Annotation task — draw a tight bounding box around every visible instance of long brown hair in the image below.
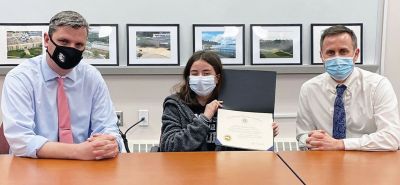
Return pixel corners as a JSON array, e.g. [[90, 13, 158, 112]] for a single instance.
[[175, 50, 223, 106]]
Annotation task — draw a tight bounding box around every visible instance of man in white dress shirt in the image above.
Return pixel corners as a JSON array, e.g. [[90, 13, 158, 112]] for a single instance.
[[296, 25, 400, 151]]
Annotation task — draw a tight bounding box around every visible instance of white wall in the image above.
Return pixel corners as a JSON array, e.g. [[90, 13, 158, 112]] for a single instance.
[[104, 73, 314, 140], [0, 0, 391, 141], [383, 0, 400, 111], [0, 0, 382, 66]]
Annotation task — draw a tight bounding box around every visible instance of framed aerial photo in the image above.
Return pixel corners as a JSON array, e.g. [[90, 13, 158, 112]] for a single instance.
[[83, 24, 119, 66], [127, 24, 180, 66], [193, 24, 244, 65], [0, 23, 48, 66], [311, 23, 363, 65], [250, 24, 302, 65]]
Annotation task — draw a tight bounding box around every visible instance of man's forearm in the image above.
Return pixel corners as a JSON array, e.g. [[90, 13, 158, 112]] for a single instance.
[[37, 142, 80, 160]]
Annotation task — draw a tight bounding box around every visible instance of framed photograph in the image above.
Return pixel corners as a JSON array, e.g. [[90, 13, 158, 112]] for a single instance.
[[250, 24, 302, 65], [0, 23, 48, 66], [83, 24, 119, 66], [193, 24, 244, 65], [127, 24, 180, 66], [311, 23, 363, 65]]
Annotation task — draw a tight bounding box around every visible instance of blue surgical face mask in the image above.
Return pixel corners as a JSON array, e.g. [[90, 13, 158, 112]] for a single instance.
[[323, 56, 355, 81], [189, 75, 216, 96]]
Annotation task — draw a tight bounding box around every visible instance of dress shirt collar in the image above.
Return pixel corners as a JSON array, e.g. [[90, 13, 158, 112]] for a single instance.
[[41, 55, 77, 82], [325, 67, 360, 96]]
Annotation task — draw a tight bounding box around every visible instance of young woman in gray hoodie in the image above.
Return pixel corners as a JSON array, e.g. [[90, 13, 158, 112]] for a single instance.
[[159, 50, 278, 152]]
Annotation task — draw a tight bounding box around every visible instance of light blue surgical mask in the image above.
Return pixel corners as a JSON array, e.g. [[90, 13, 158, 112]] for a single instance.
[[323, 56, 354, 81], [189, 75, 216, 96]]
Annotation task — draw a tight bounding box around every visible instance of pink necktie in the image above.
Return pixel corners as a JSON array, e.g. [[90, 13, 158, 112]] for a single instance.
[[57, 77, 73, 143]]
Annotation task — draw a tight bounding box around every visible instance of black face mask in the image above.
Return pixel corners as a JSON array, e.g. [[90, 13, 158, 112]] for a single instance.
[[46, 36, 83, 69]]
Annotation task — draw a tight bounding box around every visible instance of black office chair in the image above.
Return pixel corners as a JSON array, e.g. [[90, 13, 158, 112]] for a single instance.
[[220, 69, 276, 114], [0, 123, 10, 154], [150, 146, 159, 152]]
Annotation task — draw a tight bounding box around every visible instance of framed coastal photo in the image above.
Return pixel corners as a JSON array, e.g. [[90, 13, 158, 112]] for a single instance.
[[193, 24, 244, 65], [250, 24, 302, 65], [127, 24, 180, 66], [311, 23, 363, 65], [0, 23, 48, 66], [83, 24, 119, 66]]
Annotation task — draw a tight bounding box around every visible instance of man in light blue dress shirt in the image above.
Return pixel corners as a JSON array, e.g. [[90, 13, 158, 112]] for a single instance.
[[1, 11, 123, 160]]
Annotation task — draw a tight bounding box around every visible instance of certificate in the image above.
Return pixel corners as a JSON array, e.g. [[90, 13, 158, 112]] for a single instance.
[[216, 109, 274, 150]]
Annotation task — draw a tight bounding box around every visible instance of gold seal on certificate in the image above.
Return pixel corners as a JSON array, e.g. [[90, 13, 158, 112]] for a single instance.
[[216, 109, 274, 150], [224, 135, 232, 141]]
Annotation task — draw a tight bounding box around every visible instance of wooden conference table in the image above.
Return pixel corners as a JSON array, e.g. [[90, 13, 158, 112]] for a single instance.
[[0, 151, 301, 185], [278, 151, 400, 185], [2, 151, 398, 185]]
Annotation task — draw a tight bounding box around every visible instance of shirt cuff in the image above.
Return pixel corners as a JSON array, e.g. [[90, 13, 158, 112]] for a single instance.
[[116, 137, 124, 152], [27, 136, 48, 158], [298, 134, 308, 149], [199, 114, 211, 123], [343, 138, 361, 150]]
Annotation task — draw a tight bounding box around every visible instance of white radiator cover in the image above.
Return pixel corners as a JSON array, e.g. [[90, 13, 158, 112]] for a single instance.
[[126, 138, 298, 153]]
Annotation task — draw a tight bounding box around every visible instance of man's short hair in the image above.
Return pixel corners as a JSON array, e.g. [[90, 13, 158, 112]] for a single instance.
[[320, 25, 357, 50], [48, 11, 89, 37]]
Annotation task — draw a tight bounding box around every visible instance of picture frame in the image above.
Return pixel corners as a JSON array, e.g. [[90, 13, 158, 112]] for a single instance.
[[250, 24, 302, 65], [311, 23, 363, 65], [127, 24, 180, 66], [0, 23, 48, 66], [84, 24, 119, 66], [193, 24, 245, 65]]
